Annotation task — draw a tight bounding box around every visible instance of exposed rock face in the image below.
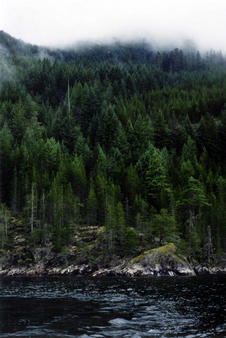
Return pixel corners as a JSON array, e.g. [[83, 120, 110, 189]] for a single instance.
[[123, 243, 196, 276], [0, 263, 95, 277], [0, 243, 225, 277], [94, 243, 196, 277], [194, 264, 226, 275]]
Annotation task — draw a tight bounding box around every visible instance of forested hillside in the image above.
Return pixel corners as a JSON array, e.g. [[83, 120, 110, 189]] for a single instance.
[[0, 32, 225, 266]]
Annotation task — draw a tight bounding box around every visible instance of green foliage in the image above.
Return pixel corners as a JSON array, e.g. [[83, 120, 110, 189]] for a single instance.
[[0, 36, 225, 261], [0, 203, 11, 247], [122, 227, 139, 254], [86, 180, 98, 225], [151, 209, 178, 245], [145, 145, 171, 208]]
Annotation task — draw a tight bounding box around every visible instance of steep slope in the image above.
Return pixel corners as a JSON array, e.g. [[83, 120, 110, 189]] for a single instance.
[[0, 31, 225, 275]]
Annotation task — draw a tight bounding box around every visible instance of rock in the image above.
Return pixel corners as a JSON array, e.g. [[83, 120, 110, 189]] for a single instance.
[[91, 244, 196, 277], [194, 262, 226, 275], [0, 242, 225, 277], [194, 265, 209, 275], [209, 266, 226, 274], [122, 243, 196, 277]]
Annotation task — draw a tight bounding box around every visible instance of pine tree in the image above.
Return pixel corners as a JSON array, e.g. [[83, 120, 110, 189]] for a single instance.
[[151, 209, 178, 245], [145, 145, 171, 209], [86, 179, 98, 226]]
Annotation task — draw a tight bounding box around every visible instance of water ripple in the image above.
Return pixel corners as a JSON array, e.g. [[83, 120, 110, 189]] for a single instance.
[[0, 275, 225, 337]]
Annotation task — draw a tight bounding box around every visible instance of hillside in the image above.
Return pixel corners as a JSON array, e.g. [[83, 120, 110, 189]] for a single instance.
[[0, 32, 226, 273]]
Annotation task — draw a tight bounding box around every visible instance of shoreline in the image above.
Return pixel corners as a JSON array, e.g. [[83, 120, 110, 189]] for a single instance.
[[1, 243, 225, 278], [0, 262, 225, 278]]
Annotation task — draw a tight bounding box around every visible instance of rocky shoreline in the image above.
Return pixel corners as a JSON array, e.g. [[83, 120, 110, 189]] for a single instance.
[[0, 262, 225, 278], [0, 243, 225, 278]]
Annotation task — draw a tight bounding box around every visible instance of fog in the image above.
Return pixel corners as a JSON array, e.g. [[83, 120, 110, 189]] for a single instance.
[[1, 0, 226, 51]]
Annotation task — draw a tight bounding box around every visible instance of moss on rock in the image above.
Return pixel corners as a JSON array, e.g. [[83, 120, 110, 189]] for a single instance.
[[126, 243, 195, 276], [132, 243, 178, 263]]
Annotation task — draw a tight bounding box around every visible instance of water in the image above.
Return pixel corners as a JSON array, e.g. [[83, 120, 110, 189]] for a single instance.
[[0, 275, 225, 337]]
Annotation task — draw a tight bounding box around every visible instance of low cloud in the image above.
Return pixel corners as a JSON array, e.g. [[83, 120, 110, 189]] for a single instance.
[[1, 0, 226, 51], [0, 44, 15, 83]]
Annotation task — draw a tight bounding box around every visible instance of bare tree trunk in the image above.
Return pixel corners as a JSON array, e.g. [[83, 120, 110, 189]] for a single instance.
[[30, 183, 34, 233], [189, 209, 195, 232], [207, 225, 213, 265], [12, 168, 17, 213], [41, 192, 45, 227]]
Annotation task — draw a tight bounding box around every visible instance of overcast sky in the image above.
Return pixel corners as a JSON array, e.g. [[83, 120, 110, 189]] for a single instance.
[[1, 0, 226, 51]]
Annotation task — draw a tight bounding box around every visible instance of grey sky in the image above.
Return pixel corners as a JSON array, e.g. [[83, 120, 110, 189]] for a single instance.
[[1, 0, 226, 51]]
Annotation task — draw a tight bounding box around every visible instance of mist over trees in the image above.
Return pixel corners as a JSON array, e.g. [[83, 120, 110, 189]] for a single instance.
[[0, 31, 225, 264]]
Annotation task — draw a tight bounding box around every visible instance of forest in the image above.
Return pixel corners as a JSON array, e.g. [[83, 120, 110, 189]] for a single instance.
[[0, 31, 225, 266]]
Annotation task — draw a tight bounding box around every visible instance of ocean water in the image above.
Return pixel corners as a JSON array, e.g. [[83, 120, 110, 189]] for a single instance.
[[0, 275, 225, 337]]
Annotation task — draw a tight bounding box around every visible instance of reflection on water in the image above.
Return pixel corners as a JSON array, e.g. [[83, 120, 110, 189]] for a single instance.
[[0, 275, 225, 337]]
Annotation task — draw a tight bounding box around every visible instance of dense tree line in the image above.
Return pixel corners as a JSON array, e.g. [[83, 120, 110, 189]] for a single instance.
[[0, 34, 225, 263]]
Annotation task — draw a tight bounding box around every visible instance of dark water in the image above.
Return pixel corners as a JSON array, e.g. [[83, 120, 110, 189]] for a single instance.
[[0, 275, 225, 337]]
